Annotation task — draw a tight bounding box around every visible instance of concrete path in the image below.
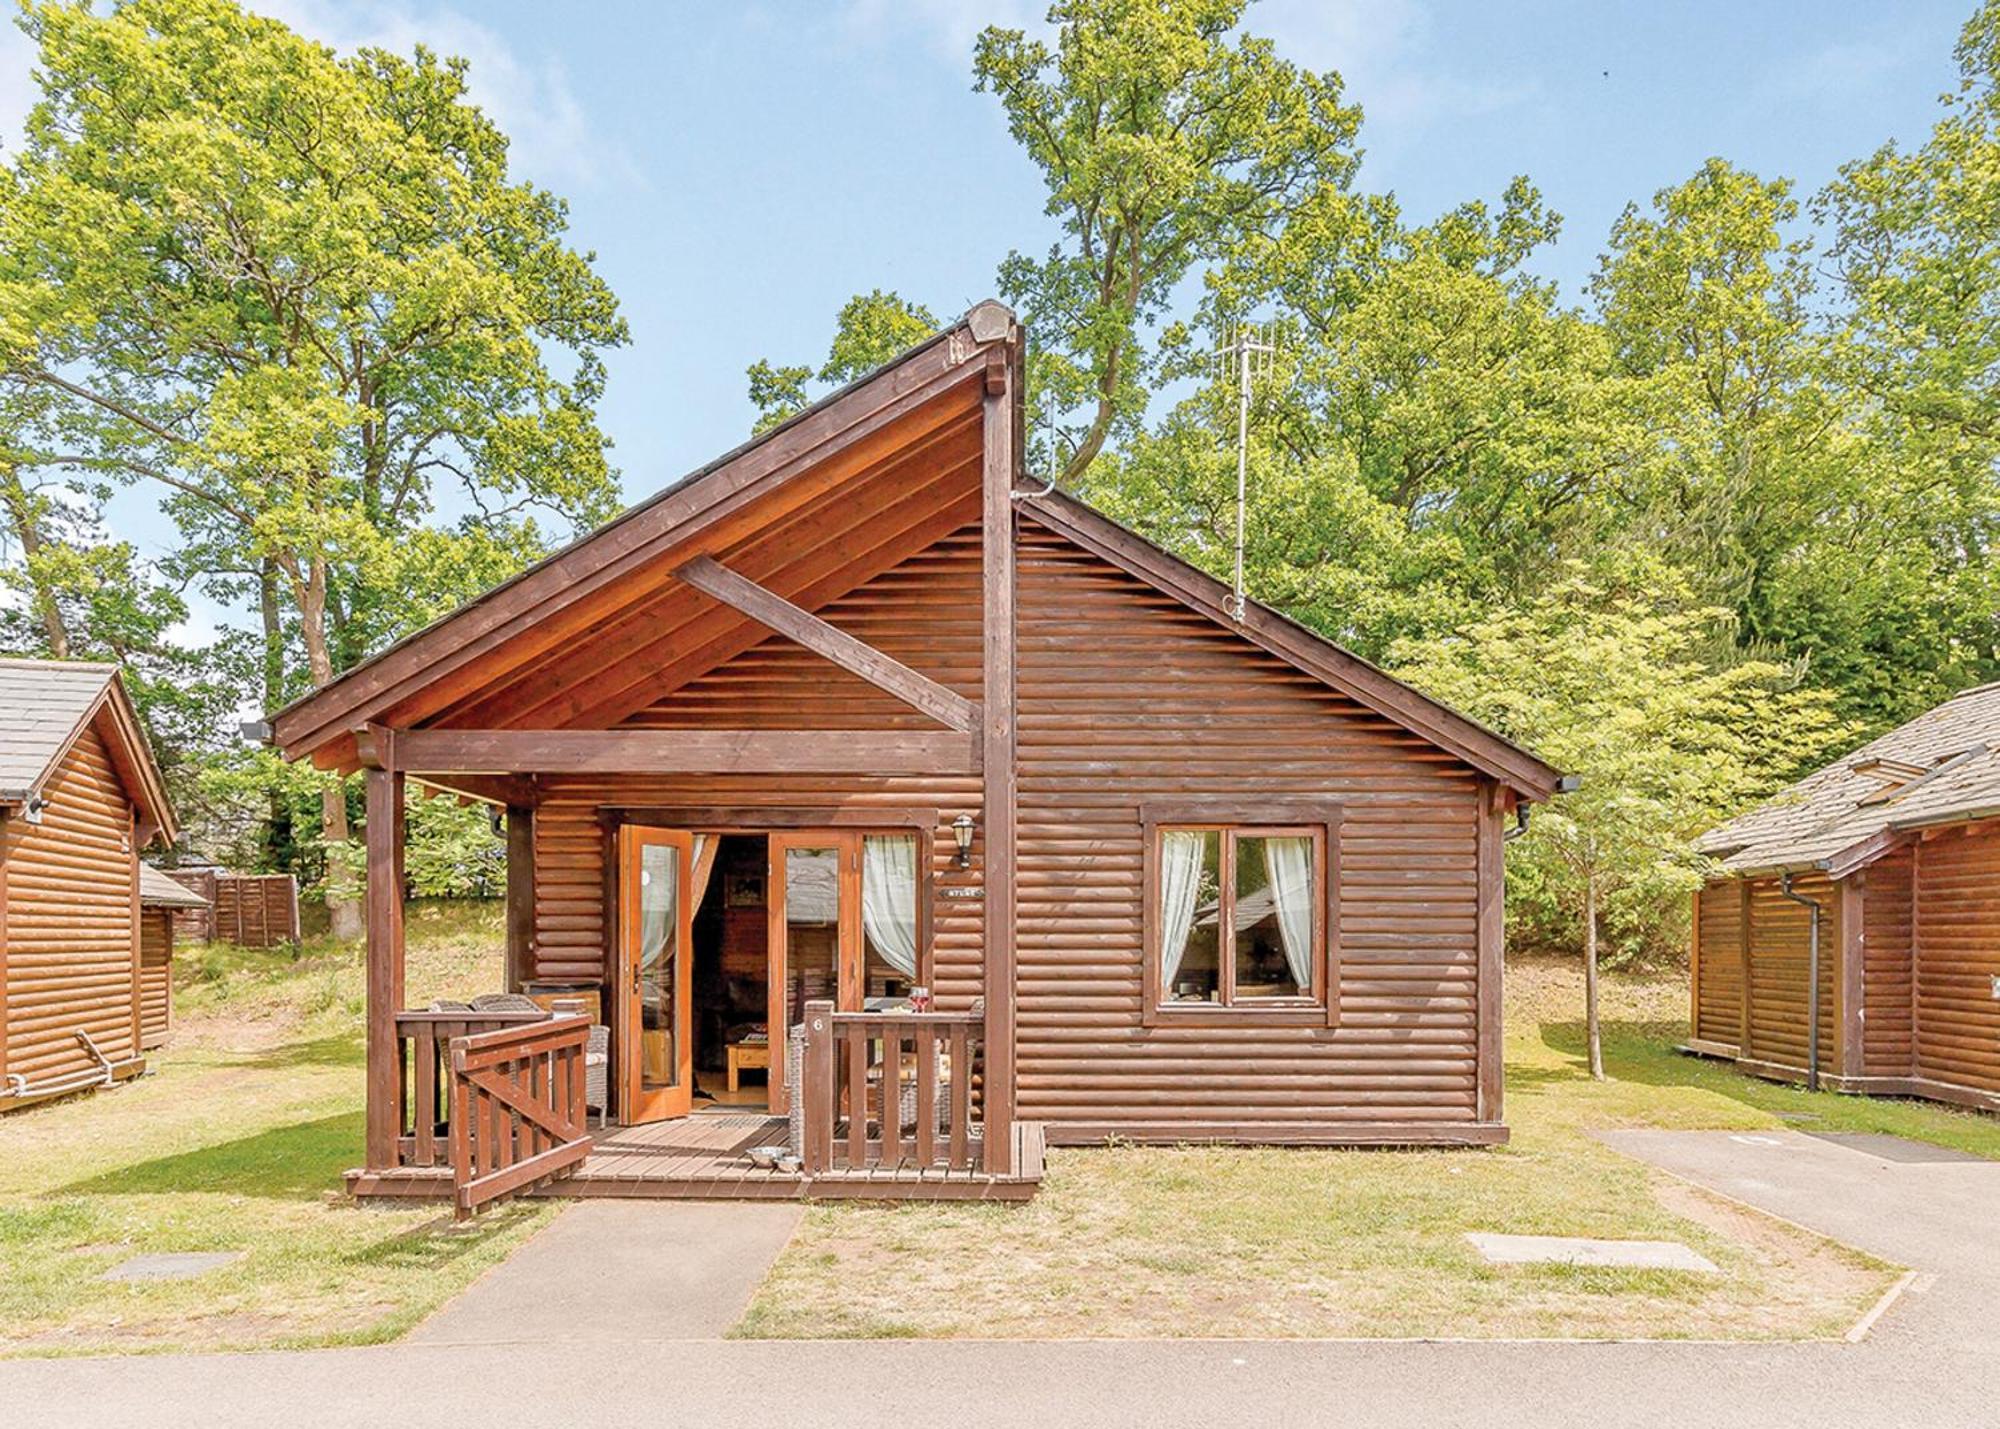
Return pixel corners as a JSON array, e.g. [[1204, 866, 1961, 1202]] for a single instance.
[[4, 1131, 1998, 1428], [409, 1201, 803, 1346]]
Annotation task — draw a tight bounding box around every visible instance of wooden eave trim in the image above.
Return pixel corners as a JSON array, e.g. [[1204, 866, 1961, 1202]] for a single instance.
[[360, 727, 980, 776], [273, 316, 1015, 760], [672, 554, 979, 732], [1018, 492, 1564, 801]]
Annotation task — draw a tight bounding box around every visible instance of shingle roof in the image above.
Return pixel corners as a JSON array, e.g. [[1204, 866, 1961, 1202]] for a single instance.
[[139, 863, 210, 909], [0, 658, 123, 798], [1700, 682, 2000, 876]]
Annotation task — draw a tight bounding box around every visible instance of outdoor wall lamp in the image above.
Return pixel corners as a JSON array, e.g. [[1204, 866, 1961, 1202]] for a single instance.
[[951, 813, 975, 868]]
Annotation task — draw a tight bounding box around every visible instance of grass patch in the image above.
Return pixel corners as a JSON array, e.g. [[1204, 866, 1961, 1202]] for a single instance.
[[0, 899, 555, 1358], [736, 956, 1987, 1341]]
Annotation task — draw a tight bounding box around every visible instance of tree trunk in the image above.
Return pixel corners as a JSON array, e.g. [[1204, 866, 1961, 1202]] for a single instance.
[[293, 554, 363, 941], [1, 470, 73, 658], [257, 558, 293, 876], [1584, 874, 1604, 1081]]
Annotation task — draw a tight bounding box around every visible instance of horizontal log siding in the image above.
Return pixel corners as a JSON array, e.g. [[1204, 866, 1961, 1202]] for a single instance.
[[138, 908, 172, 1049], [1, 724, 139, 1079], [1694, 880, 1744, 1047], [1743, 874, 1842, 1073], [1860, 850, 1914, 1076], [526, 526, 987, 1005], [1013, 520, 1487, 1130], [1912, 825, 2000, 1093]]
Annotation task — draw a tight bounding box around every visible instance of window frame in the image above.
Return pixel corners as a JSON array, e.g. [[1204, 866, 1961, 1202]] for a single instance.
[[1140, 801, 1342, 1028]]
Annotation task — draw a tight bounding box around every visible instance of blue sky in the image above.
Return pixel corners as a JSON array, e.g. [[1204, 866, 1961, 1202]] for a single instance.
[[0, 0, 1977, 645]]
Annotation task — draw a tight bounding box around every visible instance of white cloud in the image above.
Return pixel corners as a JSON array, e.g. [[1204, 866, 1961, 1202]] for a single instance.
[[0, 13, 36, 151], [1772, 26, 1934, 105], [831, 0, 1047, 61], [254, 0, 636, 191]]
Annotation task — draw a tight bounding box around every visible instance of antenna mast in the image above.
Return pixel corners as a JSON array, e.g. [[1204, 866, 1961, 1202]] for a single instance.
[[1218, 323, 1277, 621]]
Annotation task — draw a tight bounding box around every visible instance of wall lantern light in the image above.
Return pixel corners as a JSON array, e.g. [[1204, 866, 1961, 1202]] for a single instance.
[[951, 813, 976, 868]]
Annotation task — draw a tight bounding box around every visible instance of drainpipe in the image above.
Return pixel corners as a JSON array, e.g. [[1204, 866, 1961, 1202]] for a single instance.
[[1501, 807, 1531, 842], [1778, 873, 1823, 1091]]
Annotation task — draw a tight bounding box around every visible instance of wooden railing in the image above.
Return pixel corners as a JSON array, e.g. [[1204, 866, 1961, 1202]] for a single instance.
[[447, 1014, 592, 1219], [799, 1000, 984, 1174], [393, 1010, 550, 1169]]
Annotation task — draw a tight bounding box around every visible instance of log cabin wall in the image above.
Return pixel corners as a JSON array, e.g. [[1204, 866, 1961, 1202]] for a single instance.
[[1692, 880, 1745, 1049], [524, 526, 988, 1006], [1742, 873, 1843, 1075], [1912, 824, 2000, 1094], [138, 907, 173, 1049], [0, 722, 140, 1081], [1012, 518, 1492, 1138], [1859, 849, 1915, 1077]]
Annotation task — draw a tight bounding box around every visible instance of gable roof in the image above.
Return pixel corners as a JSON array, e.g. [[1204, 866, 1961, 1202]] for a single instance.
[[1700, 681, 2000, 877], [0, 658, 177, 845], [268, 301, 1561, 800], [139, 863, 209, 909]]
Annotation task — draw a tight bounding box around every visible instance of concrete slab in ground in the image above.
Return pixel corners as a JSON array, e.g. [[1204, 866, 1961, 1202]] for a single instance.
[[100, 1252, 243, 1282], [407, 1200, 801, 1346], [1465, 1232, 1718, 1272]]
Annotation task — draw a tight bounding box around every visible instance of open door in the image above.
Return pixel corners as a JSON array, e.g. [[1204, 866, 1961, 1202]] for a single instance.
[[617, 825, 694, 1124]]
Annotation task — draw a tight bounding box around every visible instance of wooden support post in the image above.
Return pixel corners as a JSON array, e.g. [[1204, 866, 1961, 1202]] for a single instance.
[[1688, 886, 1703, 1043], [1839, 874, 1866, 1078], [1475, 781, 1504, 1125], [1909, 841, 1923, 1079], [505, 805, 535, 992], [980, 357, 1018, 1176], [365, 764, 407, 1171], [0, 811, 11, 1083]]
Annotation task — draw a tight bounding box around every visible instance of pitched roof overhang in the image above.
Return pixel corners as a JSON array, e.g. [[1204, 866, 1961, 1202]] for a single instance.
[[271, 304, 1019, 769]]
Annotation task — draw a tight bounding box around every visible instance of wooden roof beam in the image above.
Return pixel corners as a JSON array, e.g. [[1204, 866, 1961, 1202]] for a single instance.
[[370, 727, 979, 776], [673, 554, 980, 733]]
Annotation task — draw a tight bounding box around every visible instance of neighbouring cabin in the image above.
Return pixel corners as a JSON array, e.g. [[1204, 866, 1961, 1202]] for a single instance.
[[270, 301, 1564, 1213], [1691, 682, 2000, 1112], [0, 661, 185, 1110], [138, 866, 208, 1050]]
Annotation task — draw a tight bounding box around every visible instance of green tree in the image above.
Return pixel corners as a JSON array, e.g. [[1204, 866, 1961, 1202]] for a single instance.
[[746, 289, 937, 434], [0, 0, 626, 936], [1392, 565, 1850, 1076], [975, 0, 1361, 481]]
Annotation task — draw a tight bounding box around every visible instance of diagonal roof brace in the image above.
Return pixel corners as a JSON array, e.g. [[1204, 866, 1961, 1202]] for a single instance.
[[673, 553, 982, 733]]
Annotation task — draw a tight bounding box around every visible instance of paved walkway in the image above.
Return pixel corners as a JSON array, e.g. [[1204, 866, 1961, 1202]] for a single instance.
[[409, 1200, 803, 1346], [4, 1131, 1997, 1428]]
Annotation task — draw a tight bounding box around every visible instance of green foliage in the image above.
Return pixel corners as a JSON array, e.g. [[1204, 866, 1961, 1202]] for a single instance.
[[747, 289, 938, 434], [403, 793, 505, 898], [975, 0, 1361, 480], [0, 0, 625, 924], [1393, 566, 1852, 965]]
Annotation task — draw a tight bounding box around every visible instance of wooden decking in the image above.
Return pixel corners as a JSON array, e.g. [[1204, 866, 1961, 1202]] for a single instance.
[[347, 1110, 1043, 1204]]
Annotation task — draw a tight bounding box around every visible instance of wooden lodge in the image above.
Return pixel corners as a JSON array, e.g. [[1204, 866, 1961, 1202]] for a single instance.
[[0, 660, 200, 1110], [1690, 682, 2000, 1112], [269, 302, 1566, 1213]]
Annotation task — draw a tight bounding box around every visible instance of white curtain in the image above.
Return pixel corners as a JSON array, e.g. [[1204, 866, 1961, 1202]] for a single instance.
[[860, 834, 919, 978], [1264, 836, 1314, 988], [1158, 831, 1206, 988]]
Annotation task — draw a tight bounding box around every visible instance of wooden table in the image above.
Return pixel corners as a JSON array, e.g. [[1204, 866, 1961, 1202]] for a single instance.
[[726, 1039, 770, 1091]]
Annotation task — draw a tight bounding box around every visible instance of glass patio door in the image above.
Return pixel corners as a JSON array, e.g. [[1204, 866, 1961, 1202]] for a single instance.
[[766, 830, 923, 1113], [617, 825, 693, 1124]]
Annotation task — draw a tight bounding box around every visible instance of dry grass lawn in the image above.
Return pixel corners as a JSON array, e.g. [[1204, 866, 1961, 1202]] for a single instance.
[[735, 958, 2000, 1341], [0, 901, 554, 1358]]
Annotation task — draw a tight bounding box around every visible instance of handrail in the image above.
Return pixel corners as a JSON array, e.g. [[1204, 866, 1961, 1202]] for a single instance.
[[800, 1000, 984, 1175]]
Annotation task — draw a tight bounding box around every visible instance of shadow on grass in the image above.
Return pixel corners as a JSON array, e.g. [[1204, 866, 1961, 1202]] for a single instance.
[[245, 1029, 364, 1070], [59, 1112, 361, 1200]]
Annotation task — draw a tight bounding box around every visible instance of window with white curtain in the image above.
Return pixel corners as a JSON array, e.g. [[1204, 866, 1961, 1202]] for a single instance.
[[1154, 825, 1324, 1012]]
